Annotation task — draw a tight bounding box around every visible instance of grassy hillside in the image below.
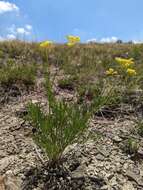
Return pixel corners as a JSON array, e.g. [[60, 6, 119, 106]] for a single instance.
[[0, 40, 143, 106], [1, 41, 143, 189]]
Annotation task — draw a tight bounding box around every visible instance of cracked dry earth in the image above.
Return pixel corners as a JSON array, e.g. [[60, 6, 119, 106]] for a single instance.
[[0, 92, 143, 189]]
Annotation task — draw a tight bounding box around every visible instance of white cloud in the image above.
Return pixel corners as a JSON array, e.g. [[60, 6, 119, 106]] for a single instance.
[[0, 34, 16, 41], [0, 1, 19, 14], [16, 27, 30, 35], [5, 24, 33, 40], [86, 36, 119, 43], [25, 24, 32, 31], [133, 40, 143, 44], [87, 38, 97, 43], [16, 27, 25, 34], [7, 34, 16, 40], [100, 36, 118, 43]]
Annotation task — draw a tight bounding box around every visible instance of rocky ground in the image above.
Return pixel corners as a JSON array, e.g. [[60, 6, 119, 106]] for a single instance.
[[0, 83, 143, 190]]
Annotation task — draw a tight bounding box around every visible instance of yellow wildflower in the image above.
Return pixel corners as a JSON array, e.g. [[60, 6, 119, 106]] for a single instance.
[[66, 35, 80, 46], [106, 68, 118, 75], [115, 57, 134, 68], [40, 40, 53, 48], [126, 68, 137, 76], [67, 42, 75, 46]]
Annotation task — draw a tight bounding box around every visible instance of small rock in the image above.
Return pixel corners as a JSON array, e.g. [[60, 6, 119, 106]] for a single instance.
[[123, 163, 129, 172], [105, 173, 114, 180], [99, 149, 110, 157], [71, 165, 85, 180], [109, 176, 117, 186], [138, 147, 143, 157], [101, 185, 108, 190], [96, 154, 105, 161], [122, 181, 135, 190], [113, 136, 122, 143]]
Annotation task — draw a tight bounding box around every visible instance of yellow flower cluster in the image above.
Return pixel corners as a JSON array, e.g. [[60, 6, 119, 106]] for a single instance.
[[126, 68, 137, 76], [106, 68, 118, 75], [115, 57, 137, 76], [40, 40, 53, 48], [106, 57, 137, 77], [66, 35, 80, 46], [115, 57, 134, 68]]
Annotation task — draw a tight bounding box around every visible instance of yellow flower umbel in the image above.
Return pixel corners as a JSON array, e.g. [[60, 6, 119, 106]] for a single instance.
[[40, 40, 53, 48], [67, 42, 75, 47], [115, 57, 134, 68], [126, 68, 137, 76], [106, 68, 118, 75], [66, 35, 80, 46]]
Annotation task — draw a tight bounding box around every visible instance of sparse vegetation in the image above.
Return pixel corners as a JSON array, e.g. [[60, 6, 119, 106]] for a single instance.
[[1, 40, 143, 189]]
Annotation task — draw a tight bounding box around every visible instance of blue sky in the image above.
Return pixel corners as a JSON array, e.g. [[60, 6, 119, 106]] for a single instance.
[[0, 0, 143, 43]]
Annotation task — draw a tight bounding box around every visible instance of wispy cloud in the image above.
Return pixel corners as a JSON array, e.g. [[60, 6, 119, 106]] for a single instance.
[[6, 34, 16, 40], [9, 24, 32, 36], [86, 38, 97, 43], [1, 24, 33, 41], [25, 24, 32, 31], [87, 36, 118, 43], [0, 1, 19, 14], [132, 40, 143, 44], [100, 36, 118, 43]]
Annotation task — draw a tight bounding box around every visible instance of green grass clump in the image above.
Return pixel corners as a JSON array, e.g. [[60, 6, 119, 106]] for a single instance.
[[0, 62, 37, 87], [136, 119, 143, 137], [27, 75, 90, 165], [124, 137, 139, 155]]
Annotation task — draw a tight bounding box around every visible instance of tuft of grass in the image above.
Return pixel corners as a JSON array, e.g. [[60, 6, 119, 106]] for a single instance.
[[0, 62, 37, 87], [27, 74, 90, 165], [124, 137, 139, 155], [136, 119, 143, 137]]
